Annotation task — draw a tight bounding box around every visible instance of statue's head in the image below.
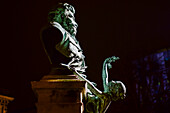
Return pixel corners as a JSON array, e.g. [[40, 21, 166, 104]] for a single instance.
[[108, 81, 126, 101], [48, 3, 78, 37]]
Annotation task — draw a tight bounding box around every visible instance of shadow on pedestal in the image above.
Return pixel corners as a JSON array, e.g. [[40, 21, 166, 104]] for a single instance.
[[31, 71, 87, 113]]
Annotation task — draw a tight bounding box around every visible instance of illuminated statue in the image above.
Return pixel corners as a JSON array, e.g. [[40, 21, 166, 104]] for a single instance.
[[42, 3, 87, 75], [41, 3, 126, 113], [74, 56, 126, 113]]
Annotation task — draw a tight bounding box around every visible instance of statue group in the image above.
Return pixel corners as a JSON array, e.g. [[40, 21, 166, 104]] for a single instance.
[[41, 3, 126, 113]]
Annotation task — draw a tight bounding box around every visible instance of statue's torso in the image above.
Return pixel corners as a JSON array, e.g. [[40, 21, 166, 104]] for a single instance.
[[41, 23, 86, 73]]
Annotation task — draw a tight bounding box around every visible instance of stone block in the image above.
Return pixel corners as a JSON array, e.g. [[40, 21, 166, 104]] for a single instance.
[[31, 75, 86, 113]]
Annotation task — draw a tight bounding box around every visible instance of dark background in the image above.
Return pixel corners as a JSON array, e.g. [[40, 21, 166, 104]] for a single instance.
[[1, 0, 170, 113]]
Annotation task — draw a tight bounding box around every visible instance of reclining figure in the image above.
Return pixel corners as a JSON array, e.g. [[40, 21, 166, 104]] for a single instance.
[[73, 56, 126, 113]]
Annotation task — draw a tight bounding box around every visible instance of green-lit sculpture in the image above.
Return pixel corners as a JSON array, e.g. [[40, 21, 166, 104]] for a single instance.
[[42, 3, 87, 75], [41, 3, 126, 113], [74, 56, 126, 113]]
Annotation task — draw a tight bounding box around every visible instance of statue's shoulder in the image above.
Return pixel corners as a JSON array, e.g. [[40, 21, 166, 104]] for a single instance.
[[42, 25, 63, 37], [41, 25, 63, 44]]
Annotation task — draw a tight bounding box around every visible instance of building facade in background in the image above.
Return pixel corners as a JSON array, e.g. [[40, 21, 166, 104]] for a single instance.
[[133, 49, 170, 113]]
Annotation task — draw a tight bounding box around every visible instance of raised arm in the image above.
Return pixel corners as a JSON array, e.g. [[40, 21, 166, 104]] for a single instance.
[[102, 56, 120, 92]]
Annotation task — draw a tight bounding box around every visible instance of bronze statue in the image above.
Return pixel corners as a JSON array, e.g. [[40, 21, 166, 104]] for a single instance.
[[41, 3, 87, 75], [41, 3, 126, 113], [74, 56, 126, 113]]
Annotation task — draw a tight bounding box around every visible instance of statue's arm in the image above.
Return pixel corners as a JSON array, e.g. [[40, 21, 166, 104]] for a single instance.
[[73, 71, 103, 98], [102, 56, 120, 92], [102, 59, 109, 93]]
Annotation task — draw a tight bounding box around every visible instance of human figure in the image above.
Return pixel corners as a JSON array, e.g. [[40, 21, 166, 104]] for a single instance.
[[41, 3, 126, 112], [73, 56, 126, 113], [41, 3, 87, 75]]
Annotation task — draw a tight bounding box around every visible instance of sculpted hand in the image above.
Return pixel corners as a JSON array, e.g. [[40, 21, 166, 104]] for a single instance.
[[105, 56, 119, 63], [105, 56, 119, 69]]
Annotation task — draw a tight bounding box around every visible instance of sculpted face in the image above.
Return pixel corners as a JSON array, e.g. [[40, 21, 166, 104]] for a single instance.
[[49, 3, 78, 37], [63, 7, 78, 37]]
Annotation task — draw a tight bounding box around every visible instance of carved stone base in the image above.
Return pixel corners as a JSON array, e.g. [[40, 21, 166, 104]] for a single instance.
[[31, 74, 86, 113]]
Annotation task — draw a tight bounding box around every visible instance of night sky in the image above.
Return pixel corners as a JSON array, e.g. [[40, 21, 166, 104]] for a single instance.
[[1, 0, 170, 113]]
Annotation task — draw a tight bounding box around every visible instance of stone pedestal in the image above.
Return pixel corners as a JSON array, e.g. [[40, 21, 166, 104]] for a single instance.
[[31, 74, 86, 113]]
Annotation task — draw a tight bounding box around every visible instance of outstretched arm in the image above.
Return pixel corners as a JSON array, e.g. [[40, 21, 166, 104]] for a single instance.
[[73, 70, 103, 97], [102, 56, 120, 92]]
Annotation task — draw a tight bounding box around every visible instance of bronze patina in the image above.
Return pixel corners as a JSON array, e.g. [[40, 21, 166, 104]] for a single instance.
[[41, 3, 126, 113]]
